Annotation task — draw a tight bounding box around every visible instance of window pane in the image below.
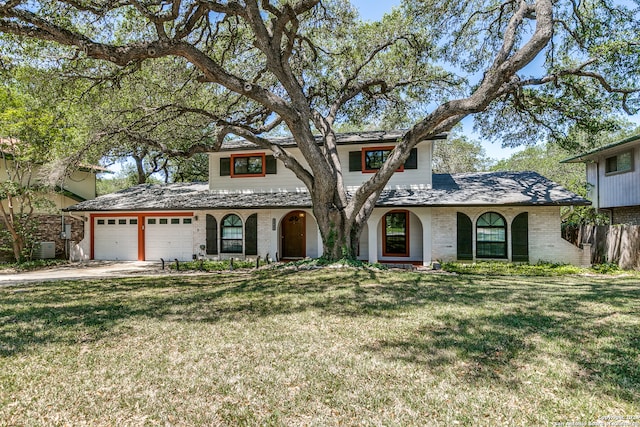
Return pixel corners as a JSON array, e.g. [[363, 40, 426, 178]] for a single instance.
[[97, 219, 105, 225], [365, 150, 389, 170], [148, 219, 156, 224], [171, 218, 180, 224], [384, 212, 407, 255], [234, 157, 248, 174], [107, 219, 115, 225], [248, 157, 263, 174], [118, 219, 127, 225], [130, 219, 138, 225], [160, 218, 168, 224], [233, 156, 263, 175], [618, 152, 632, 171], [222, 228, 243, 239], [223, 215, 241, 227], [183, 218, 192, 224]]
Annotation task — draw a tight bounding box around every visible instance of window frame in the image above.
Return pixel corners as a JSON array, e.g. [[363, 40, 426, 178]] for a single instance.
[[221, 214, 243, 254], [230, 153, 266, 178], [476, 212, 507, 259], [382, 210, 410, 257], [362, 146, 405, 174], [604, 150, 633, 175]]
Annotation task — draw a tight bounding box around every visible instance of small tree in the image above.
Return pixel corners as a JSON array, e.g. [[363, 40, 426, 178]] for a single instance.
[[0, 139, 54, 262], [0, 83, 63, 262]]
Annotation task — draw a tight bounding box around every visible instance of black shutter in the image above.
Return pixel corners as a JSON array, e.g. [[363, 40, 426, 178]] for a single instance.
[[266, 155, 277, 174], [457, 212, 473, 260], [245, 213, 258, 255], [512, 212, 529, 262], [404, 148, 418, 169], [349, 151, 362, 171], [206, 215, 218, 255], [220, 157, 230, 176]]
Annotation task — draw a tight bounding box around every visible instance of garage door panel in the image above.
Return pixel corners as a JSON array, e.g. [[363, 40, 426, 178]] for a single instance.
[[94, 217, 138, 261], [145, 217, 194, 261]]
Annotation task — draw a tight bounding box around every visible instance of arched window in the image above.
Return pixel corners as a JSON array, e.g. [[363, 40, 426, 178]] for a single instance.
[[221, 214, 243, 253], [476, 212, 507, 259]]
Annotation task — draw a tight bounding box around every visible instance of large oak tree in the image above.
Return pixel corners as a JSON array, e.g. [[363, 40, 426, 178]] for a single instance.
[[0, 0, 638, 259]]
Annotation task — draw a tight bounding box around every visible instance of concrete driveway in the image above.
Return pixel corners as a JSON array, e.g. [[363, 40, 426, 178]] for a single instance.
[[0, 261, 166, 286]]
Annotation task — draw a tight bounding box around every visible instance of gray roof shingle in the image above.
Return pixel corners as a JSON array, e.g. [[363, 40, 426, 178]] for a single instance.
[[221, 130, 447, 151], [65, 171, 589, 212]]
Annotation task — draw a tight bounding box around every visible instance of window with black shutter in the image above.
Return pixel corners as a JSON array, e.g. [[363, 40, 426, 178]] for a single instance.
[[245, 213, 258, 255], [206, 214, 218, 255], [457, 212, 473, 260], [404, 148, 418, 169], [511, 212, 529, 262], [349, 151, 362, 171], [220, 158, 230, 176], [266, 155, 277, 174]]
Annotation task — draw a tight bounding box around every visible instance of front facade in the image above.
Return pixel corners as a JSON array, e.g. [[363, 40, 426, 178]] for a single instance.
[[67, 131, 591, 266], [563, 134, 640, 225]]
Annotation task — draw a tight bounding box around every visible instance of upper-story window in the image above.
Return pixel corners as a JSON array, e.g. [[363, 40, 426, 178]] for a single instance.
[[362, 146, 404, 173], [220, 154, 277, 177], [231, 153, 266, 177], [605, 150, 633, 175], [349, 147, 418, 172]]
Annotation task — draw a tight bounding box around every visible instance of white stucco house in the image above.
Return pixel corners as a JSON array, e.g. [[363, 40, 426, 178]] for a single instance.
[[65, 131, 591, 266]]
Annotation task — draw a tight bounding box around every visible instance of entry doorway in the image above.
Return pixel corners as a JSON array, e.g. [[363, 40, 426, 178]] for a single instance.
[[281, 211, 306, 259]]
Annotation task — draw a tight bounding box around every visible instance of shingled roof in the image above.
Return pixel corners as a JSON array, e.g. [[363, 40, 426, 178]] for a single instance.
[[220, 130, 447, 151], [64, 171, 589, 212]]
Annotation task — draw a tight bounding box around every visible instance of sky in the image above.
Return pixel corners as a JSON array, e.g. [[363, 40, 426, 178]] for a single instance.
[[350, 0, 523, 160]]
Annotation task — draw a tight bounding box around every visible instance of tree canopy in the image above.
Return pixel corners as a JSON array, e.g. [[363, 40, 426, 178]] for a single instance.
[[0, 0, 638, 259]]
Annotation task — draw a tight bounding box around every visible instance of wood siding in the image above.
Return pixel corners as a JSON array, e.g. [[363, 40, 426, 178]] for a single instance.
[[586, 144, 640, 209]]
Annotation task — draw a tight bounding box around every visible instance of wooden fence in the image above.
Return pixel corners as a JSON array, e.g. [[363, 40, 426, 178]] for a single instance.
[[563, 224, 640, 270]]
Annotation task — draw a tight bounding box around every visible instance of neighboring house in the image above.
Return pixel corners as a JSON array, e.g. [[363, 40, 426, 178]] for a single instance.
[[66, 131, 591, 266], [1, 140, 105, 258], [562, 134, 640, 225]]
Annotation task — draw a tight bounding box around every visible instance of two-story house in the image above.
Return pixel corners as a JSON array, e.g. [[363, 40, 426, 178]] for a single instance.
[[562, 134, 640, 225], [65, 131, 591, 266], [1, 139, 105, 259]]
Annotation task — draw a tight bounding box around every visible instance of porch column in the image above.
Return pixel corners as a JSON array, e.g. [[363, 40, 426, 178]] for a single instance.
[[317, 227, 323, 259], [415, 208, 432, 266], [367, 211, 383, 264]]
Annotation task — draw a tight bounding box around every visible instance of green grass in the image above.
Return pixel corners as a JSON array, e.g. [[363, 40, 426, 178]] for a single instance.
[[1, 269, 639, 425], [441, 261, 635, 276]]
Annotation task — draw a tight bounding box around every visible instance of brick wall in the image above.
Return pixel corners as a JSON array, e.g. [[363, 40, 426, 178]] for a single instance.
[[0, 214, 85, 261], [611, 206, 640, 225], [431, 206, 589, 266], [34, 215, 85, 258]]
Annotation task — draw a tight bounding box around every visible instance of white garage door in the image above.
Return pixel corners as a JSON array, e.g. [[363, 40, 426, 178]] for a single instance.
[[94, 217, 138, 260], [145, 217, 194, 261]]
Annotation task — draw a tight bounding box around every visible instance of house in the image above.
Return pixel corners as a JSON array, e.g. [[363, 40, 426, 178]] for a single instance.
[[1, 139, 105, 258], [65, 131, 591, 266], [562, 134, 640, 225]]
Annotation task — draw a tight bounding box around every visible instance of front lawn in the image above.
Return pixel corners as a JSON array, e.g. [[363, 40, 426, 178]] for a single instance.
[[1, 269, 638, 425]]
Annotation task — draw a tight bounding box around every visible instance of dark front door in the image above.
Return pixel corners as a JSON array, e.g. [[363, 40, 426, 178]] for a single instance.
[[281, 211, 306, 259]]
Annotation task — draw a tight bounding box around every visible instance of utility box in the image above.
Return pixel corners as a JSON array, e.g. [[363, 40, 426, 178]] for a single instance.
[[34, 242, 56, 259]]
